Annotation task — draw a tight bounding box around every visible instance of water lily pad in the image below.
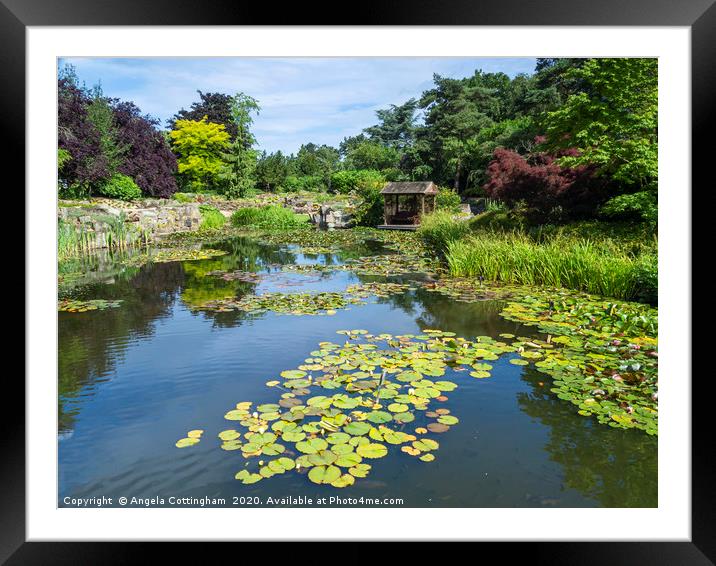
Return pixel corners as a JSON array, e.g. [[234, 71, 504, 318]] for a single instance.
[[356, 443, 388, 459], [308, 465, 341, 484]]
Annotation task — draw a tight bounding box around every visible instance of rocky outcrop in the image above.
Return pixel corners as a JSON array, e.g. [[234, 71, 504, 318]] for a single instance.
[[309, 205, 355, 229]]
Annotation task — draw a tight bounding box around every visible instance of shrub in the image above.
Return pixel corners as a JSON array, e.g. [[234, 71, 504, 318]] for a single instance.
[[172, 192, 195, 203], [231, 205, 307, 229], [98, 174, 142, 201], [599, 191, 657, 225], [283, 175, 326, 193], [330, 169, 384, 195], [435, 187, 462, 213], [347, 171, 386, 227], [198, 205, 226, 231], [417, 211, 472, 256]]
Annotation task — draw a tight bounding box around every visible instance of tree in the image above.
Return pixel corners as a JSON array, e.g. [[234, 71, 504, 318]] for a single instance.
[[343, 140, 400, 172], [543, 58, 658, 192], [294, 143, 340, 191], [171, 91, 238, 140], [170, 117, 230, 190], [217, 92, 261, 198], [113, 101, 178, 198], [364, 98, 418, 150], [483, 147, 606, 220], [255, 151, 289, 191], [85, 86, 127, 188], [58, 68, 110, 195]]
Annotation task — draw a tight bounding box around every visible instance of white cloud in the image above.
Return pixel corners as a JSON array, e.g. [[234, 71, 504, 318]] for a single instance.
[[60, 57, 536, 154]]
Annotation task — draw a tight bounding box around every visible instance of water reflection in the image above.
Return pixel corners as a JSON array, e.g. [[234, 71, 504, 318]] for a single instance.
[[517, 367, 658, 507]]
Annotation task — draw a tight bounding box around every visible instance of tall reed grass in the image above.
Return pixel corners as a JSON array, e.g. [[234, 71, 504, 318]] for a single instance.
[[58, 214, 150, 259], [231, 205, 308, 229], [446, 232, 656, 302], [417, 210, 472, 256]]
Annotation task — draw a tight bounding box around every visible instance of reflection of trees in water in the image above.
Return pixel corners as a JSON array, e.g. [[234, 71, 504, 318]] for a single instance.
[[517, 366, 657, 507], [411, 287, 529, 338], [58, 261, 185, 432]]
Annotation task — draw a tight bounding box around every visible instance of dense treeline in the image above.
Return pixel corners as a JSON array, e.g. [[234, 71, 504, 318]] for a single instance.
[[58, 58, 657, 225]]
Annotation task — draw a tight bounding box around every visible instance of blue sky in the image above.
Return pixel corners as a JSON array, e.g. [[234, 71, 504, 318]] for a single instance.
[[59, 57, 537, 154]]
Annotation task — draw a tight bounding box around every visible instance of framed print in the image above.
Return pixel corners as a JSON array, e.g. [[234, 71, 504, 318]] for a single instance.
[[9, 0, 709, 560]]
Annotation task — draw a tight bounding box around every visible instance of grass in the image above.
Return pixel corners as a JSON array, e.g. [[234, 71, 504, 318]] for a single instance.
[[57, 214, 150, 259], [231, 205, 309, 230], [198, 205, 227, 231], [446, 232, 657, 303], [417, 210, 657, 303], [417, 210, 472, 256]]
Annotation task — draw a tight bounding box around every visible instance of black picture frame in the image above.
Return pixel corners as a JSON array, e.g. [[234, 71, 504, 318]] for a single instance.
[[9, 0, 706, 560]]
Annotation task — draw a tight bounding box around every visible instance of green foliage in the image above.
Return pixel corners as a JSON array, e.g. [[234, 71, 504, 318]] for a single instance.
[[343, 140, 401, 172], [445, 232, 656, 302], [218, 93, 261, 198], [170, 116, 230, 190], [294, 143, 340, 190], [231, 205, 308, 229], [544, 58, 658, 191], [435, 187, 462, 213], [172, 192, 195, 203], [86, 91, 127, 181], [333, 170, 387, 226], [330, 169, 384, 195], [198, 205, 226, 231], [255, 151, 289, 191], [600, 191, 657, 224], [283, 175, 326, 192], [98, 174, 142, 201], [417, 211, 472, 256], [58, 148, 72, 171]]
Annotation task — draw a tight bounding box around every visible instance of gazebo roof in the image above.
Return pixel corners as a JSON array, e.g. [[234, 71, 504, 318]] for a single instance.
[[380, 181, 438, 195]]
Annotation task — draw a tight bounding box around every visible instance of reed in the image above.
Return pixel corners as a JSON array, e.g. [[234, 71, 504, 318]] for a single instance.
[[231, 205, 308, 229], [445, 232, 655, 302]]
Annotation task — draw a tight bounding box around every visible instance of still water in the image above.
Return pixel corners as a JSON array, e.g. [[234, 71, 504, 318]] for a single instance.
[[58, 235, 657, 507]]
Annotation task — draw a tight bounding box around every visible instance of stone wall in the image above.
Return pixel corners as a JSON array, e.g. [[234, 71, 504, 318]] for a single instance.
[[58, 201, 202, 251]]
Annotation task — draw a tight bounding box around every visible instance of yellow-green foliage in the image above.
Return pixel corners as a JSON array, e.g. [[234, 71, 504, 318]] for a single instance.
[[170, 117, 230, 189], [198, 205, 226, 231]]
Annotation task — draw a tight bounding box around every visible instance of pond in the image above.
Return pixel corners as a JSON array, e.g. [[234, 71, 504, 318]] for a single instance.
[[58, 234, 657, 508]]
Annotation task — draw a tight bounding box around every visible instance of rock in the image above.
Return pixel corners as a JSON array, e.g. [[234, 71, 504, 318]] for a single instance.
[[310, 205, 354, 229]]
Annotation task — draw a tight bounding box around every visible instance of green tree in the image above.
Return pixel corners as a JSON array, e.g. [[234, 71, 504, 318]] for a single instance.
[[543, 58, 658, 191], [364, 98, 418, 150], [294, 143, 340, 191], [169, 116, 230, 190], [86, 86, 127, 192], [343, 140, 401, 172], [218, 92, 261, 198], [255, 150, 289, 191]]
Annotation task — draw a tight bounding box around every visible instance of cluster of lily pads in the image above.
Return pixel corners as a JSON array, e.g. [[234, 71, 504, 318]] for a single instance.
[[150, 248, 228, 263], [207, 270, 262, 283], [58, 298, 123, 313], [424, 279, 659, 434], [176, 328, 519, 487], [193, 282, 413, 316], [195, 291, 358, 316]]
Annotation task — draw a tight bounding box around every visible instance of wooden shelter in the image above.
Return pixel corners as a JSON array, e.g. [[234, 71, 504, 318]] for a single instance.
[[378, 181, 438, 230]]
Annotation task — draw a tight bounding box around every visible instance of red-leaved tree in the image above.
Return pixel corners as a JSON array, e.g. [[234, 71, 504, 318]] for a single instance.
[[483, 146, 607, 220]]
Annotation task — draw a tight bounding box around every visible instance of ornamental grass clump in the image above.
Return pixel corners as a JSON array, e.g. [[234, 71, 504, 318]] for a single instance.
[[446, 232, 652, 302], [231, 205, 308, 230]]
